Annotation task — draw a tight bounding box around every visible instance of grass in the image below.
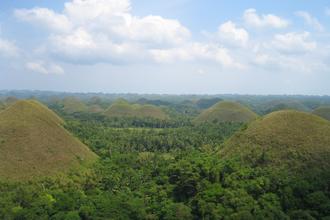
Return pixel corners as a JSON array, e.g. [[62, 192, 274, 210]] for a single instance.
[[194, 101, 258, 124], [104, 99, 169, 120], [0, 100, 97, 180], [312, 106, 330, 121], [260, 100, 308, 114], [221, 110, 330, 175], [62, 97, 88, 113]]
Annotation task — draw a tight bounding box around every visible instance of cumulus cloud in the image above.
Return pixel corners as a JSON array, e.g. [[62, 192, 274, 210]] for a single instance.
[[0, 38, 19, 57], [25, 61, 64, 75], [271, 32, 317, 54], [218, 21, 249, 47], [295, 11, 324, 31], [13, 1, 330, 74], [15, 8, 72, 33], [243, 8, 289, 28], [14, 0, 246, 68], [150, 42, 242, 69]]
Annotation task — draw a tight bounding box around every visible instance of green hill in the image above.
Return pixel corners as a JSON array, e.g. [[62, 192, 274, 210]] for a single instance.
[[5, 96, 19, 106], [62, 97, 88, 113], [0, 100, 97, 180], [260, 100, 308, 114], [104, 99, 169, 120], [0, 101, 5, 111], [312, 106, 330, 121], [194, 101, 258, 124], [221, 110, 330, 174]]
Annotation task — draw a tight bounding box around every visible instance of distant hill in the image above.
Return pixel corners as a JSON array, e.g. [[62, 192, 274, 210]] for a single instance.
[[312, 106, 330, 121], [195, 97, 223, 109], [62, 97, 88, 113], [194, 101, 258, 124], [104, 99, 169, 120], [260, 100, 308, 114], [5, 96, 19, 106], [0, 101, 5, 111], [221, 110, 330, 175], [0, 100, 97, 180], [88, 104, 104, 113]]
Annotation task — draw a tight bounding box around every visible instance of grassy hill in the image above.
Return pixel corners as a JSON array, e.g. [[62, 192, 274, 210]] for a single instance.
[[312, 106, 330, 121], [221, 110, 330, 174], [259, 100, 308, 114], [0, 100, 97, 180], [62, 97, 88, 113], [5, 96, 19, 106], [0, 101, 5, 111], [194, 101, 258, 124], [104, 99, 169, 120]]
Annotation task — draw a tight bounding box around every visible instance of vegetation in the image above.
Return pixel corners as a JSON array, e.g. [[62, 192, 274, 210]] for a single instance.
[[62, 97, 88, 114], [312, 106, 330, 121], [259, 100, 309, 115], [222, 110, 330, 174], [0, 100, 97, 180], [104, 99, 169, 120], [0, 95, 329, 219], [194, 101, 258, 124]]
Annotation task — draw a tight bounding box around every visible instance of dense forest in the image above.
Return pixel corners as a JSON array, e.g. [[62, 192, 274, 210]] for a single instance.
[[0, 93, 329, 219]]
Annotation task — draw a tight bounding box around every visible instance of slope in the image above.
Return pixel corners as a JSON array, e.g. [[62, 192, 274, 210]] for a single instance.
[[194, 101, 258, 124], [0, 100, 97, 180]]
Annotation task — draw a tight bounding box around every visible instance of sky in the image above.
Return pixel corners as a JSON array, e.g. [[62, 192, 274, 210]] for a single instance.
[[0, 0, 330, 94]]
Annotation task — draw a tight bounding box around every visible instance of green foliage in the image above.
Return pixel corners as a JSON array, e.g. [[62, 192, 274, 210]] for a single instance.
[[194, 101, 258, 124], [0, 98, 329, 219]]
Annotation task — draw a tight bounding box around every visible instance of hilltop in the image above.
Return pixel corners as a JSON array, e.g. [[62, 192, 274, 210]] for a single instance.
[[0, 100, 97, 180], [0, 101, 5, 111], [194, 101, 258, 124], [104, 99, 169, 120], [259, 100, 308, 114], [312, 106, 330, 121], [62, 97, 88, 113], [221, 110, 330, 174]]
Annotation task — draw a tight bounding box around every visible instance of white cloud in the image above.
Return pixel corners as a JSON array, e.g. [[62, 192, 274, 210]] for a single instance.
[[12, 1, 330, 75], [0, 38, 19, 57], [243, 8, 289, 28], [26, 61, 64, 75], [150, 43, 243, 69], [271, 32, 317, 54], [218, 21, 249, 47], [15, 8, 72, 33], [295, 11, 324, 32], [15, 0, 192, 65]]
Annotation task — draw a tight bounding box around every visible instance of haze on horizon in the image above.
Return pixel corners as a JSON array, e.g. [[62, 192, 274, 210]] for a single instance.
[[0, 0, 330, 95]]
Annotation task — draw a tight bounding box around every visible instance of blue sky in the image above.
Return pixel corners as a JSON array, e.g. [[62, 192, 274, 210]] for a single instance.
[[0, 0, 330, 94]]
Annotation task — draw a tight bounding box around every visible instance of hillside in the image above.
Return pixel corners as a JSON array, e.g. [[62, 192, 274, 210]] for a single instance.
[[0, 101, 5, 111], [259, 100, 308, 114], [62, 97, 88, 113], [0, 100, 97, 180], [312, 106, 330, 121], [104, 100, 169, 120], [221, 110, 330, 174], [194, 101, 258, 124]]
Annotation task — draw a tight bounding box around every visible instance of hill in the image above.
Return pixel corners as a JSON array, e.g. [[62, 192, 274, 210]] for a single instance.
[[221, 110, 330, 174], [0, 101, 5, 111], [312, 106, 330, 121], [62, 97, 88, 113], [104, 99, 169, 120], [5, 96, 19, 105], [259, 100, 308, 114], [0, 100, 97, 180], [195, 97, 223, 109], [194, 101, 258, 124]]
